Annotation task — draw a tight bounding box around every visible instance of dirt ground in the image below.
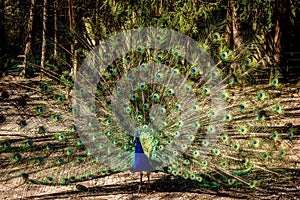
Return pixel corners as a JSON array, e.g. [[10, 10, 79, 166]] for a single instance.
[[0, 77, 300, 200], [1, 171, 299, 200]]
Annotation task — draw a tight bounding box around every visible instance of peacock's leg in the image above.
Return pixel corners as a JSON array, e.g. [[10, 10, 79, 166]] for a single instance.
[[138, 172, 143, 193], [146, 172, 151, 190], [139, 172, 143, 185]]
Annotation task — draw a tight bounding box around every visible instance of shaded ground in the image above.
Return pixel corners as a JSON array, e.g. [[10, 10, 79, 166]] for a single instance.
[[1, 171, 300, 200], [0, 76, 300, 199]]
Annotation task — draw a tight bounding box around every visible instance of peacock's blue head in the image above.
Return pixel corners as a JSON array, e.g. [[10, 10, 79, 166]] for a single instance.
[[134, 131, 139, 138]]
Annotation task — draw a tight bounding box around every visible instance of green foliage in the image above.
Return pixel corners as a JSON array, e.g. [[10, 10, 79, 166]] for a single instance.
[[1, 0, 298, 80]]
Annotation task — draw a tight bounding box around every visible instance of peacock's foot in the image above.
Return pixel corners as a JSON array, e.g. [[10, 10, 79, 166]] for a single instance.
[[137, 184, 142, 193]]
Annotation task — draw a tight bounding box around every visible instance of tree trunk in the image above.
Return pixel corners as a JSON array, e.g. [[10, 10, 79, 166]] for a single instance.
[[0, 0, 6, 77], [0, 0, 6, 56], [40, 0, 47, 78], [272, 0, 289, 82], [68, 0, 77, 78], [225, 3, 232, 48], [23, 0, 35, 76], [95, 0, 100, 46], [229, 0, 243, 77], [230, 0, 242, 50], [54, 0, 58, 57]]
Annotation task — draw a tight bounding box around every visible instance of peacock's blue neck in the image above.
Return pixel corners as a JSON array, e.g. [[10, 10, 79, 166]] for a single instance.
[[135, 137, 144, 154]]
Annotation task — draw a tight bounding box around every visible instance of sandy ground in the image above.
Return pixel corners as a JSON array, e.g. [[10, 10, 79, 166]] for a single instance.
[[0, 77, 300, 200], [1, 170, 300, 200]]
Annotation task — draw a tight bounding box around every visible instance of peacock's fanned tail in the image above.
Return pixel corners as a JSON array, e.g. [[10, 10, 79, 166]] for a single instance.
[[0, 27, 298, 191]]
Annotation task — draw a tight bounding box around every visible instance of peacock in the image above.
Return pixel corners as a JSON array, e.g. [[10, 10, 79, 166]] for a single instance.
[[0, 26, 299, 196]]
